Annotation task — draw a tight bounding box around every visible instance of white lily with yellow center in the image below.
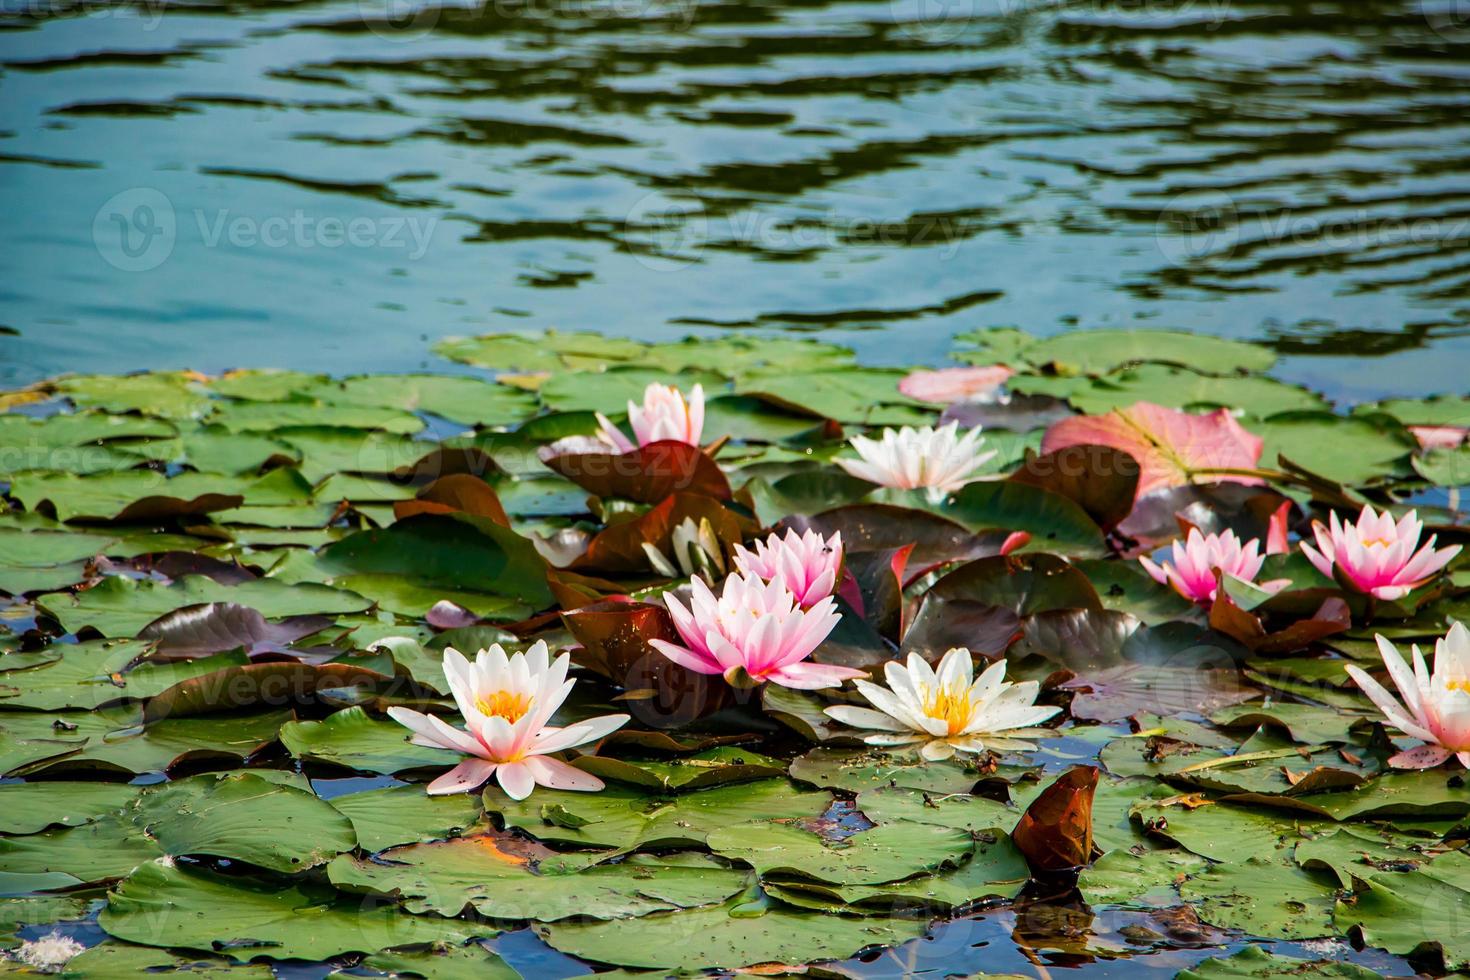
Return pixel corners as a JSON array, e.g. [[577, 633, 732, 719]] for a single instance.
[[388, 640, 628, 799], [825, 647, 1060, 760]]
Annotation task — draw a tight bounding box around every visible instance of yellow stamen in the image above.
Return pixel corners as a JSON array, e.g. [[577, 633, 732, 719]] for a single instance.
[[1447, 679, 1470, 695], [476, 689, 533, 723], [925, 686, 973, 736]]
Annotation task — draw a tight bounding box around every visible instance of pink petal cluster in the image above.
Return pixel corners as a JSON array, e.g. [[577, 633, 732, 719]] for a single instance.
[[1300, 505, 1460, 601], [1347, 624, 1470, 769], [651, 573, 863, 690], [596, 382, 704, 452], [1138, 528, 1285, 605], [388, 641, 628, 799], [898, 365, 1013, 404], [733, 528, 843, 608], [1409, 425, 1468, 451]]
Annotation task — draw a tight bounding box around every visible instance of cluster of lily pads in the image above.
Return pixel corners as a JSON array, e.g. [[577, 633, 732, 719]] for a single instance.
[[3, 327, 1470, 977]]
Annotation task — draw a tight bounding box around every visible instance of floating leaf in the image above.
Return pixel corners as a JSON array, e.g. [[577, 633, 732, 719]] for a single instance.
[[1010, 445, 1140, 531], [99, 861, 494, 961], [1010, 765, 1097, 873], [330, 840, 747, 920], [538, 895, 925, 970], [1043, 402, 1264, 498], [137, 602, 332, 660], [543, 441, 731, 504]]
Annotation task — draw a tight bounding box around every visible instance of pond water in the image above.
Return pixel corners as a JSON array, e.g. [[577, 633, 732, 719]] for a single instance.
[[3, 0, 1470, 401]]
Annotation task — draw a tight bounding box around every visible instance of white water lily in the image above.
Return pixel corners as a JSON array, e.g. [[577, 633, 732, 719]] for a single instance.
[[11, 932, 85, 973], [388, 640, 628, 799], [642, 516, 725, 582], [1346, 623, 1470, 769], [825, 648, 1060, 760], [836, 422, 995, 502]]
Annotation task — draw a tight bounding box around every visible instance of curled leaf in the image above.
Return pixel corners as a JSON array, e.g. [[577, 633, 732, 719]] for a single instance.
[[1011, 765, 1099, 873]]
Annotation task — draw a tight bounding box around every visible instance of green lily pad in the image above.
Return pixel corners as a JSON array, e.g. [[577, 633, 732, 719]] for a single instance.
[[2, 705, 292, 777], [304, 374, 536, 427], [0, 813, 158, 884], [1255, 412, 1414, 486], [346, 942, 520, 980], [61, 941, 276, 977], [37, 574, 371, 637], [99, 861, 495, 962], [1017, 329, 1276, 375], [484, 779, 832, 850], [1076, 847, 1207, 907], [1181, 857, 1341, 940], [1334, 850, 1470, 969], [1176, 945, 1386, 980], [1013, 365, 1322, 419], [0, 782, 137, 835], [572, 746, 786, 792], [538, 895, 925, 970], [327, 785, 483, 853], [788, 747, 982, 795], [280, 707, 462, 775], [764, 830, 1028, 913], [330, 841, 747, 920], [706, 820, 974, 886], [434, 331, 646, 374], [127, 771, 357, 872]]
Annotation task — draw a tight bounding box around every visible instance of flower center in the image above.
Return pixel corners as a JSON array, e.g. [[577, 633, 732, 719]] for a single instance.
[[1360, 536, 1395, 549], [925, 686, 973, 736], [476, 689, 533, 723], [1446, 679, 1470, 696]]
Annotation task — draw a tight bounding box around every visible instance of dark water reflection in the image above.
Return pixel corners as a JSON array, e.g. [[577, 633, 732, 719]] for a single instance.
[[1, 0, 1469, 397]]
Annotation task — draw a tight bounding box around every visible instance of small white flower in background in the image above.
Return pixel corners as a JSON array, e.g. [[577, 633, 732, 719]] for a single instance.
[[733, 527, 843, 608], [825, 648, 1060, 761], [596, 382, 705, 452], [836, 421, 996, 503], [12, 932, 85, 973], [642, 517, 725, 582], [537, 434, 614, 463], [387, 640, 628, 799], [1346, 623, 1470, 769]]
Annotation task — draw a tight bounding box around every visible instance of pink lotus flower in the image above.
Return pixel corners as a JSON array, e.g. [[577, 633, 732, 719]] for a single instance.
[[1138, 528, 1287, 605], [899, 365, 1013, 404], [388, 641, 628, 799], [1346, 624, 1470, 769], [595, 383, 704, 453], [650, 573, 863, 690], [732, 528, 843, 608], [1300, 505, 1460, 601]]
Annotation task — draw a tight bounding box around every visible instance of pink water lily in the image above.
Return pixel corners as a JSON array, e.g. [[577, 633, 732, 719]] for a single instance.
[[1139, 528, 1287, 605], [650, 573, 862, 690], [1346, 624, 1470, 769], [899, 365, 1013, 404], [733, 527, 843, 608], [595, 382, 705, 453], [1300, 505, 1460, 601], [387, 640, 628, 799]]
